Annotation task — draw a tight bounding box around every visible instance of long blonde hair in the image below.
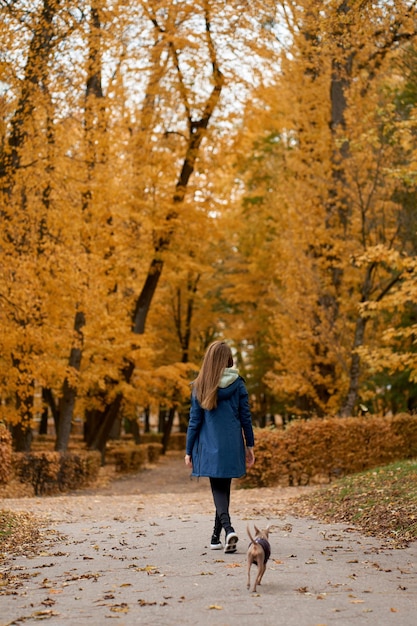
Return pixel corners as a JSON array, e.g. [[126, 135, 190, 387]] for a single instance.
[[193, 340, 234, 410]]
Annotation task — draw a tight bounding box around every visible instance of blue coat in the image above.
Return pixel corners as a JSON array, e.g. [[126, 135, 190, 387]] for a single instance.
[[186, 377, 254, 478]]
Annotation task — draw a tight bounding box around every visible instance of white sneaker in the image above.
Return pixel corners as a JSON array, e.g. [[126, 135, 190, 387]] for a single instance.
[[224, 532, 238, 553]]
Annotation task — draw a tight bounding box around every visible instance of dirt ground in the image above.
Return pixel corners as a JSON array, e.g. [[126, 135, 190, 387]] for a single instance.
[[0, 451, 314, 521], [81, 450, 316, 517]]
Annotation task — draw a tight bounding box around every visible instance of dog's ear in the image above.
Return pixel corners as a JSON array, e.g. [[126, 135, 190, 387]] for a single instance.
[[254, 524, 260, 535], [265, 525, 271, 535]]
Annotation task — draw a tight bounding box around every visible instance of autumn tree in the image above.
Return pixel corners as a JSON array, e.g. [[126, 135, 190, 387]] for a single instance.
[[0, 0, 80, 450], [358, 44, 417, 413], [0, 0, 280, 452], [229, 0, 417, 417], [82, 0, 281, 456]]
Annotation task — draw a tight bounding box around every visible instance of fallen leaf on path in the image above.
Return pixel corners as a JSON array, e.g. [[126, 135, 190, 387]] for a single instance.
[[136, 565, 159, 573], [31, 609, 60, 620], [110, 603, 129, 613], [138, 598, 157, 606]]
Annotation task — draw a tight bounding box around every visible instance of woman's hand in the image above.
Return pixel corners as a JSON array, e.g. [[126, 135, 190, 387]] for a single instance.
[[184, 454, 192, 468], [246, 447, 255, 468]]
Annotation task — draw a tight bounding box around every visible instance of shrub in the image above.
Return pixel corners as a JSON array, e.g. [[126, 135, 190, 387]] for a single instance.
[[141, 433, 163, 444], [113, 445, 148, 473], [237, 429, 287, 488], [14, 452, 61, 495], [391, 413, 417, 458], [239, 414, 417, 489], [167, 432, 186, 451], [13, 451, 101, 495], [0, 426, 12, 485], [147, 443, 163, 463], [58, 452, 101, 491]]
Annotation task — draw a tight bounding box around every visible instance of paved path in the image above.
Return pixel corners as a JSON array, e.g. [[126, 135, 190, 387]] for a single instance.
[[1, 452, 416, 625]]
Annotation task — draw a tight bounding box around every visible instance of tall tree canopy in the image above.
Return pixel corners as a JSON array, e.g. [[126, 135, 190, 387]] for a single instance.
[[1, 1, 417, 452], [0, 0, 280, 450], [228, 0, 417, 418]]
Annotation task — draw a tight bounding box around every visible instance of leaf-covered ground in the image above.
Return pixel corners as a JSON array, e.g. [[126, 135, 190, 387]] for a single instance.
[[0, 510, 42, 562], [1, 457, 416, 563], [290, 459, 417, 548]]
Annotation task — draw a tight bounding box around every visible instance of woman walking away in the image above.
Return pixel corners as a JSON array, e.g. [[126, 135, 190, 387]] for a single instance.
[[185, 341, 255, 554]]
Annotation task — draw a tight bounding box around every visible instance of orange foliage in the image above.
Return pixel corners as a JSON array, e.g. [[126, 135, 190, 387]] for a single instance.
[[240, 414, 417, 488]]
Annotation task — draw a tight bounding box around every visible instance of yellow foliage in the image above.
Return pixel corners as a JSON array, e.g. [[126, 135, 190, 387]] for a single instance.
[[1, 0, 417, 440], [227, 1, 417, 416]]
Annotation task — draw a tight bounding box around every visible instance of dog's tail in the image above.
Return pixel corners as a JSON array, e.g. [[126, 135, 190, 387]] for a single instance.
[[246, 524, 256, 545]]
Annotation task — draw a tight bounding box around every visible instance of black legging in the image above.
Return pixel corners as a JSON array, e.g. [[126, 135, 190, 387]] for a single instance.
[[209, 477, 233, 535]]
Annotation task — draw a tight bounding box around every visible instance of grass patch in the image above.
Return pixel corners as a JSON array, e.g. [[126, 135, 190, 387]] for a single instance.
[[291, 459, 417, 548]]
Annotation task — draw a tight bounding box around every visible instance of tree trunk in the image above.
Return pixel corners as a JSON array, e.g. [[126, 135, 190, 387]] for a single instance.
[[129, 419, 141, 444], [144, 406, 150, 433], [339, 263, 375, 417], [12, 377, 35, 452], [38, 406, 49, 435], [312, 1, 352, 411], [340, 265, 402, 416], [43, 387, 59, 434], [11, 421, 33, 453], [161, 277, 199, 450], [162, 405, 177, 454], [55, 310, 85, 451], [89, 393, 125, 464], [340, 315, 368, 417]]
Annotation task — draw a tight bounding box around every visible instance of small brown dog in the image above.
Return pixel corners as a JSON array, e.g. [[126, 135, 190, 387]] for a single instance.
[[246, 524, 271, 592]]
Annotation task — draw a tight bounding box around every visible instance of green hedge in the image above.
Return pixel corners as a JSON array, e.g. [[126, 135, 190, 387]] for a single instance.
[[239, 413, 417, 488]]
